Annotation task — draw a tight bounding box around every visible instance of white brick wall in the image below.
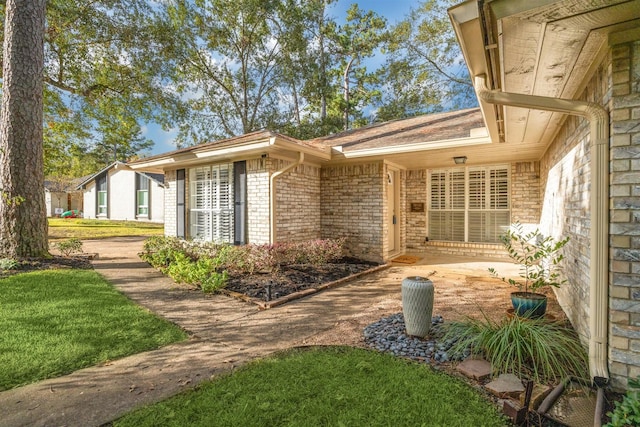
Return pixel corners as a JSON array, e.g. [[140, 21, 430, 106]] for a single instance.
[[247, 158, 270, 244], [164, 169, 177, 237]]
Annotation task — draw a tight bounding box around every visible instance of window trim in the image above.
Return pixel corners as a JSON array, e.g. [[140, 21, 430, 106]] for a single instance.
[[188, 164, 234, 243], [427, 165, 511, 243], [135, 173, 150, 218], [136, 189, 149, 217], [96, 174, 107, 217]]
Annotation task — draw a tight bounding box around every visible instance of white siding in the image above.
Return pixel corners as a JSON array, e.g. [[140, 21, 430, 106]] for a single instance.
[[149, 179, 165, 223], [83, 182, 96, 219], [109, 168, 136, 220], [80, 164, 164, 222]]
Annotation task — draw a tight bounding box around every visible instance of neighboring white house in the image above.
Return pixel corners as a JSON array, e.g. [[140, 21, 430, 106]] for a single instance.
[[44, 179, 83, 217], [77, 161, 165, 222]]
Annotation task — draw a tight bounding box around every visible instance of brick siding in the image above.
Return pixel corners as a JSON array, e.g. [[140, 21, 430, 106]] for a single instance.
[[274, 159, 321, 242], [320, 162, 385, 263], [163, 169, 177, 237], [247, 158, 270, 244], [609, 40, 640, 387], [511, 162, 541, 224]]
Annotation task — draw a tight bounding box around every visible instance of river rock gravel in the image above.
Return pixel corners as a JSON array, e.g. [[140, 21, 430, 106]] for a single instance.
[[363, 312, 470, 364]]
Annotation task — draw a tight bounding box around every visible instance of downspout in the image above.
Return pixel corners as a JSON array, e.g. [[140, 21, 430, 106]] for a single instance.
[[475, 75, 610, 384], [269, 152, 304, 244]]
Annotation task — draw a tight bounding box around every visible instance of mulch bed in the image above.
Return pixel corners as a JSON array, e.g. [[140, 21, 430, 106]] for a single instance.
[[224, 257, 382, 305], [0, 256, 93, 279]]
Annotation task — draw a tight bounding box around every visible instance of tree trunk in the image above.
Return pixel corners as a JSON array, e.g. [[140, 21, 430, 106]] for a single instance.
[[0, 0, 48, 258], [318, 4, 327, 121], [342, 57, 355, 131]]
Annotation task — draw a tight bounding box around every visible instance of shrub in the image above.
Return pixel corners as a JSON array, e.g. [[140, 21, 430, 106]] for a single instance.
[[140, 236, 347, 292], [165, 252, 197, 284], [200, 270, 228, 294], [0, 258, 19, 270], [164, 251, 228, 292], [140, 236, 185, 270], [444, 314, 588, 384], [606, 377, 640, 427], [54, 238, 83, 257], [489, 222, 569, 294]]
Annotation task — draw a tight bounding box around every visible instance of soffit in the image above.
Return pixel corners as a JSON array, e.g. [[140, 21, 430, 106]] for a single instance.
[[487, 0, 640, 146]]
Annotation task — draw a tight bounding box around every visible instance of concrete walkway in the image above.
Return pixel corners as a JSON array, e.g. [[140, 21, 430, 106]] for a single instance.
[[0, 237, 396, 427], [0, 237, 528, 427]]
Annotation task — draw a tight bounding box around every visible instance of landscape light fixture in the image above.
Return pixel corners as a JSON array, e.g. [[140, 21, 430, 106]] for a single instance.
[[453, 156, 467, 164]]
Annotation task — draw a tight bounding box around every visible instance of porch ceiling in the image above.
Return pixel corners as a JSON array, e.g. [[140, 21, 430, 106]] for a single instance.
[[450, 0, 640, 149]]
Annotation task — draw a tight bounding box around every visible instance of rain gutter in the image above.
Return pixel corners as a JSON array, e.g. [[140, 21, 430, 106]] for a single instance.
[[474, 75, 610, 384], [269, 151, 304, 244]]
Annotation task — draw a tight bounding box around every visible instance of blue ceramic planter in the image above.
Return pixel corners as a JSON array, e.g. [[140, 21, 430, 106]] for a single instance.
[[511, 292, 547, 319]]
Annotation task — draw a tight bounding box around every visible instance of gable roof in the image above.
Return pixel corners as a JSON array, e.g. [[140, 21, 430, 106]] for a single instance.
[[44, 177, 85, 193], [76, 161, 165, 190], [309, 108, 486, 152], [128, 130, 333, 174]]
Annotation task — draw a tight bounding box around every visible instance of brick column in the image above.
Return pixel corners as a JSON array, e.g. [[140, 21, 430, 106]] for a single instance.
[[609, 40, 640, 387]]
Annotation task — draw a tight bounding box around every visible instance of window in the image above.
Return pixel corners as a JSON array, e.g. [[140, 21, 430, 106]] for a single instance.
[[428, 165, 510, 243], [96, 174, 107, 216], [136, 174, 149, 216], [189, 164, 233, 243]]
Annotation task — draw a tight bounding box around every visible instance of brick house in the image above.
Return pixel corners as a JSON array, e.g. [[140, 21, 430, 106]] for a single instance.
[[77, 161, 165, 222], [129, 109, 500, 261], [130, 0, 640, 389], [447, 0, 640, 391]]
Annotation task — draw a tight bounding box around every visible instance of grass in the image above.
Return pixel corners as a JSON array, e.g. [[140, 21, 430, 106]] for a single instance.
[[48, 218, 164, 241], [0, 269, 187, 391], [114, 346, 508, 427], [445, 313, 589, 384]]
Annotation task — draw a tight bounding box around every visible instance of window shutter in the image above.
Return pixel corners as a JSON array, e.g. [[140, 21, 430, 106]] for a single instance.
[[430, 172, 446, 209], [189, 164, 234, 243], [490, 168, 509, 209], [429, 165, 510, 243], [190, 167, 213, 241], [234, 161, 247, 245], [176, 169, 185, 238], [429, 169, 465, 242]]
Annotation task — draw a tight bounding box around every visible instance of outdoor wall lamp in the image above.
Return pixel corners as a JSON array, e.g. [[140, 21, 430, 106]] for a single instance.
[[453, 156, 467, 164]]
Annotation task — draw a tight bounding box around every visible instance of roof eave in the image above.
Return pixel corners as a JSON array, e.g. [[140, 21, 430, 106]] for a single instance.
[[129, 135, 332, 173], [335, 134, 493, 159], [449, 1, 501, 144], [75, 161, 122, 190]]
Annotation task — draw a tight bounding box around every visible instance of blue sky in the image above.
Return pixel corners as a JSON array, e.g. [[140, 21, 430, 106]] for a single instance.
[[144, 1, 417, 155]]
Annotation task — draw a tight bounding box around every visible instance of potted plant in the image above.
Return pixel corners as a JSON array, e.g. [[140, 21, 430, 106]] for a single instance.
[[489, 222, 569, 319]]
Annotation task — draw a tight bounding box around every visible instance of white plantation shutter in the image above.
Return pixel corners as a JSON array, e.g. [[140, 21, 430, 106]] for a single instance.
[[189, 164, 234, 243], [429, 168, 465, 241], [429, 165, 510, 243], [213, 164, 233, 243]]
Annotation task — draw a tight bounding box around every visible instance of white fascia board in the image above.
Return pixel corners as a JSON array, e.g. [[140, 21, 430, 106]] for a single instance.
[[128, 158, 177, 171], [272, 138, 332, 160], [449, 1, 501, 144], [448, 0, 479, 24], [337, 135, 493, 159], [192, 139, 272, 159]]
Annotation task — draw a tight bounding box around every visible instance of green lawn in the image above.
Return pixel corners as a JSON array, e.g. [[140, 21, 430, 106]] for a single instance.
[[0, 269, 187, 391], [48, 218, 164, 241], [114, 346, 508, 427]]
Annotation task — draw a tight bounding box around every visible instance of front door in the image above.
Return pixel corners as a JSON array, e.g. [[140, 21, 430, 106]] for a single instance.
[[387, 168, 400, 254]]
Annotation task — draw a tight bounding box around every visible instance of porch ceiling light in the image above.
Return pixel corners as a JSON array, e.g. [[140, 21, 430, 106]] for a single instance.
[[453, 156, 467, 164]]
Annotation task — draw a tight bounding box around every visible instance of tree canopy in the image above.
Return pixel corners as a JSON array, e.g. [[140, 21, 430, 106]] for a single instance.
[[2, 0, 477, 178]]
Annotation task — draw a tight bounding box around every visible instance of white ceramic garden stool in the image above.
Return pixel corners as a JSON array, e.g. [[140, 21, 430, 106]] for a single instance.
[[401, 276, 434, 338]]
